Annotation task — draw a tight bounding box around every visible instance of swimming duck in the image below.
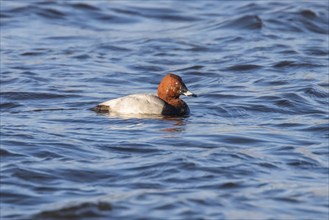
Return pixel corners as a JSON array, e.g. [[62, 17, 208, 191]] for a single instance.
[[94, 73, 196, 116]]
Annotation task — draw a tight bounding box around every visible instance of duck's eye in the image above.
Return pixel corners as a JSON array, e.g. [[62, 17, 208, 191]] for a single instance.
[[179, 88, 186, 94]]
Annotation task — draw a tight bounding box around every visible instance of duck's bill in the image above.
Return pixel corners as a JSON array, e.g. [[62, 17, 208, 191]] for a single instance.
[[182, 90, 197, 97]]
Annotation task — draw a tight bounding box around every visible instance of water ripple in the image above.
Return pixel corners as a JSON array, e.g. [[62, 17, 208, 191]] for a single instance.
[[1, 0, 328, 219]]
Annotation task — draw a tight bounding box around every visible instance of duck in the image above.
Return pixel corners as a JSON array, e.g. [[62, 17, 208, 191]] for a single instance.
[[94, 73, 196, 116]]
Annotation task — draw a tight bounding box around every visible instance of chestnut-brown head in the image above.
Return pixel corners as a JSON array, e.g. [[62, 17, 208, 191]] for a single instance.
[[157, 73, 196, 102]]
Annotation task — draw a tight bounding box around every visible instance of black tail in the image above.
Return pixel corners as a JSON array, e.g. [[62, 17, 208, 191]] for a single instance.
[[92, 105, 111, 112]]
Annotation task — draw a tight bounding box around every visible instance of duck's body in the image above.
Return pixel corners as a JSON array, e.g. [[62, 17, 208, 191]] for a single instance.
[[94, 73, 196, 116], [97, 93, 189, 115]]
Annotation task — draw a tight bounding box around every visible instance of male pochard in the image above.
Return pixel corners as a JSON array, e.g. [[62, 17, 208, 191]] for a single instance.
[[95, 73, 196, 116]]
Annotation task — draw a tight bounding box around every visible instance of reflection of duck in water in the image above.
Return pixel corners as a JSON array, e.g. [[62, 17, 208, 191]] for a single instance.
[[162, 117, 187, 133], [94, 73, 196, 116]]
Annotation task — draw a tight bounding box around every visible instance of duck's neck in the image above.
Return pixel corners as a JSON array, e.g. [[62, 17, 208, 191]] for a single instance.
[[166, 98, 188, 115]]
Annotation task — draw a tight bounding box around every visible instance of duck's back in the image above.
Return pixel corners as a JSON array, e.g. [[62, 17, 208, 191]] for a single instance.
[[96, 94, 167, 115]]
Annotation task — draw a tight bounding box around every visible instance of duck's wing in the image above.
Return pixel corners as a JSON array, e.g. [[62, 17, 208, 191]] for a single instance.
[[94, 94, 167, 115]]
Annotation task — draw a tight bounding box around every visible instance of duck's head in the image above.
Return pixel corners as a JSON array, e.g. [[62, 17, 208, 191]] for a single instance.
[[158, 73, 196, 101]]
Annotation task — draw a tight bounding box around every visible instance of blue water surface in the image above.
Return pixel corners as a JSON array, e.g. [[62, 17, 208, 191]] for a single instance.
[[1, 0, 328, 219]]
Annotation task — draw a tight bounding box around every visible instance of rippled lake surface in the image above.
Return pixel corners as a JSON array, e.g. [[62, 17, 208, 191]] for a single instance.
[[1, 0, 328, 219]]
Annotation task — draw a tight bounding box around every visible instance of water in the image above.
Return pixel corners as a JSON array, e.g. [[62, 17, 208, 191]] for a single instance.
[[1, 0, 328, 219]]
